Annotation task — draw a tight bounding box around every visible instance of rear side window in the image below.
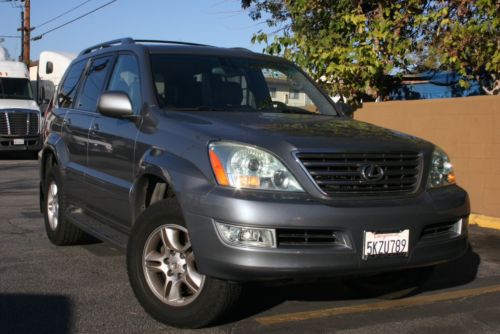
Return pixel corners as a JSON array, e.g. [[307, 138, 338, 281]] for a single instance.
[[58, 60, 86, 108], [77, 56, 113, 112]]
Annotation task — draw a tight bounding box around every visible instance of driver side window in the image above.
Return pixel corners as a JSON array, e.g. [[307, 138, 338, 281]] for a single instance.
[[107, 54, 141, 113]]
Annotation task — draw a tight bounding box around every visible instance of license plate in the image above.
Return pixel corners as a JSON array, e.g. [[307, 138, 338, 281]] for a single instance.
[[13, 139, 25, 145], [363, 229, 409, 259]]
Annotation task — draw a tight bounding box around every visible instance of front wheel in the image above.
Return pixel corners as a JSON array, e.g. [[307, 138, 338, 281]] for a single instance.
[[127, 199, 242, 328]]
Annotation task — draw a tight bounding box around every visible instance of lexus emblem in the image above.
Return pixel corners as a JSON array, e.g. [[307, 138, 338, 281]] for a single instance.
[[361, 164, 385, 181]]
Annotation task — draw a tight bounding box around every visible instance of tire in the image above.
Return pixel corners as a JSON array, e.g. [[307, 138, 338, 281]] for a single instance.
[[127, 199, 242, 329], [345, 265, 435, 300], [43, 166, 86, 245]]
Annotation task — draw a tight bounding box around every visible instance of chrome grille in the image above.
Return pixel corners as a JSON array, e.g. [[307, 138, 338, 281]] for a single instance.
[[0, 110, 39, 136], [297, 152, 422, 195]]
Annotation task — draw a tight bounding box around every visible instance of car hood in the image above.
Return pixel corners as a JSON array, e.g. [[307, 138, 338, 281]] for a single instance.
[[164, 111, 432, 152], [0, 99, 39, 111]]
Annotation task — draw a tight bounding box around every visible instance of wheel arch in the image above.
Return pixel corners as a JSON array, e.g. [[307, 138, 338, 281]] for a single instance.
[[131, 168, 176, 223], [130, 147, 214, 226]]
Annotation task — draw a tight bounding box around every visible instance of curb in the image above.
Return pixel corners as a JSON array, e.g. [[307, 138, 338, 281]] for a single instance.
[[469, 214, 500, 231]]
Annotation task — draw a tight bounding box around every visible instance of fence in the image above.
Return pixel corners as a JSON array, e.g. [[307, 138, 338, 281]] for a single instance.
[[355, 95, 500, 217]]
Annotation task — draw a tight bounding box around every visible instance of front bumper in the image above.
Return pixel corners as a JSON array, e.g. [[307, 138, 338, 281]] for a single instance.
[[183, 185, 470, 281], [0, 135, 42, 152]]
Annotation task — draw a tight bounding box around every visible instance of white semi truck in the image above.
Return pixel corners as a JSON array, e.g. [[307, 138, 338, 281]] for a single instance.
[[0, 59, 42, 156], [34, 51, 76, 115]]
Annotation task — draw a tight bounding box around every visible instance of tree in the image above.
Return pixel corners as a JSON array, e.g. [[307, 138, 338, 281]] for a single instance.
[[241, 0, 500, 103]]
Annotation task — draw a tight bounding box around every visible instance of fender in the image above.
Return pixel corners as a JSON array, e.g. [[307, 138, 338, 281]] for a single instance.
[[39, 131, 71, 204], [40, 131, 71, 175], [129, 146, 214, 225]]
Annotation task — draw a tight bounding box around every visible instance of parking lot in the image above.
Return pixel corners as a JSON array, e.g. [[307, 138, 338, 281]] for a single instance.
[[1, 155, 500, 334]]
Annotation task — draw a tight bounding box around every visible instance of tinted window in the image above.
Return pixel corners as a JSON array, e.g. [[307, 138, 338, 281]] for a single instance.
[[0, 78, 33, 100], [107, 54, 141, 113], [58, 60, 86, 108], [150, 54, 337, 116], [77, 56, 113, 112]]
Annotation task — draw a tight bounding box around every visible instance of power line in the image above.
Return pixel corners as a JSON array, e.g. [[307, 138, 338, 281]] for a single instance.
[[35, 0, 94, 29], [32, 0, 117, 41], [0, 35, 21, 38]]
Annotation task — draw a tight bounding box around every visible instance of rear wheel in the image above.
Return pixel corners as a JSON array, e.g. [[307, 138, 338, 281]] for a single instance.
[[43, 167, 86, 245], [127, 199, 242, 328]]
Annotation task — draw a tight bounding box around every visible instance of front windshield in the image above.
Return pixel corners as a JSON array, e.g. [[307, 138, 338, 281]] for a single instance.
[[0, 78, 34, 100], [150, 54, 338, 116]]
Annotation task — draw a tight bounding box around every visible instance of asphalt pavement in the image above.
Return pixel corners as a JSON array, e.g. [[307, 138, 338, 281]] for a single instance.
[[1, 154, 499, 334]]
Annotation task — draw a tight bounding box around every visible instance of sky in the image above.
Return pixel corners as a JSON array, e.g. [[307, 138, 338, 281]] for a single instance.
[[0, 0, 269, 61]]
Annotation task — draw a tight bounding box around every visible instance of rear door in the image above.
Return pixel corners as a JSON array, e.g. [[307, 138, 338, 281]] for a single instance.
[[66, 55, 114, 206], [85, 53, 142, 227], [58, 59, 91, 204]]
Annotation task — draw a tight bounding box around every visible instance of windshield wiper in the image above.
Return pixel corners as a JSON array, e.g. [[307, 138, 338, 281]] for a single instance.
[[259, 106, 317, 115], [171, 106, 226, 111], [171, 105, 258, 112]]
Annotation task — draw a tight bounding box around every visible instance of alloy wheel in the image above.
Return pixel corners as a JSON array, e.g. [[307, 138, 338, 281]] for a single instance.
[[47, 181, 59, 230], [142, 224, 205, 306]]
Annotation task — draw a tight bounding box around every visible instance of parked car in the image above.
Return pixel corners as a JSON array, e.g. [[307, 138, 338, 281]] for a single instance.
[[0, 59, 42, 157], [39, 38, 470, 328]]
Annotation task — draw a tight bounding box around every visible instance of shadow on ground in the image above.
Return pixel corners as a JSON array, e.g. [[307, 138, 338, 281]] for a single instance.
[[0, 294, 72, 334], [0, 152, 38, 160], [220, 245, 480, 325]]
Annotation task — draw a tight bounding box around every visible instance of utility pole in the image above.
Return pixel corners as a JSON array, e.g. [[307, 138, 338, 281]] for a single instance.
[[19, 9, 24, 62], [15, 0, 31, 66], [23, 0, 30, 66]]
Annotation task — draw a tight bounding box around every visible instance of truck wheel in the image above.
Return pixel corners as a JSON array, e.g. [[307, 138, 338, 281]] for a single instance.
[[127, 199, 242, 328], [345, 266, 435, 300], [43, 168, 86, 245]]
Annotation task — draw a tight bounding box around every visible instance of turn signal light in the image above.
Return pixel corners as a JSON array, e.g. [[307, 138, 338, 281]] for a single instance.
[[209, 149, 229, 186], [234, 175, 260, 188]]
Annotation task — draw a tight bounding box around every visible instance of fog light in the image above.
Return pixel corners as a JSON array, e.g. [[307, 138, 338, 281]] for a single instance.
[[215, 222, 276, 248], [453, 218, 464, 235]]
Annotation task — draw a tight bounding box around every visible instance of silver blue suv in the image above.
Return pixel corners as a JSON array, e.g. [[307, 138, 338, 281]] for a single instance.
[[39, 38, 469, 328]]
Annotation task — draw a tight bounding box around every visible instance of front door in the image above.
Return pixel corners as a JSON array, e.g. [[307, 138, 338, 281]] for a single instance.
[[86, 54, 142, 227]]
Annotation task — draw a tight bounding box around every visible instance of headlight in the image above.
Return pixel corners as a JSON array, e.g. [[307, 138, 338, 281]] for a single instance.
[[208, 142, 303, 192], [427, 147, 456, 188]]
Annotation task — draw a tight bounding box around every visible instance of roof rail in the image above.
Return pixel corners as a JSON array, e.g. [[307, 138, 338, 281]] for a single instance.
[[133, 39, 212, 47], [79, 38, 134, 55], [230, 47, 253, 53], [78, 38, 215, 56]]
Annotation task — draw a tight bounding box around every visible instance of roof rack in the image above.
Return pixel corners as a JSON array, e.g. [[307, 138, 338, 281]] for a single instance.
[[79, 38, 134, 55], [230, 47, 253, 53], [133, 39, 212, 47], [78, 38, 214, 56]]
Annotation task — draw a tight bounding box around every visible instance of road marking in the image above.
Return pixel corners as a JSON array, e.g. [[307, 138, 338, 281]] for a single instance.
[[470, 214, 500, 231], [255, 284, 500, 325]]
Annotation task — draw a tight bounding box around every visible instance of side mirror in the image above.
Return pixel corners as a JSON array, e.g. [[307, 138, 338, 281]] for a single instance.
[[46, 61, 53, 75], [97, 91, 134, 119], [336, 102, 355, 118]]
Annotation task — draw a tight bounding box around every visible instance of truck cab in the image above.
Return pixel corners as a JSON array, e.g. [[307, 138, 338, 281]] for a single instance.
[[36, 51, 76, 116], [0, 60, 42, 156]]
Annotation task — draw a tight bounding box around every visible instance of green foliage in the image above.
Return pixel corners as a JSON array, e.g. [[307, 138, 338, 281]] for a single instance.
[[242, 0, 500, 102]]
